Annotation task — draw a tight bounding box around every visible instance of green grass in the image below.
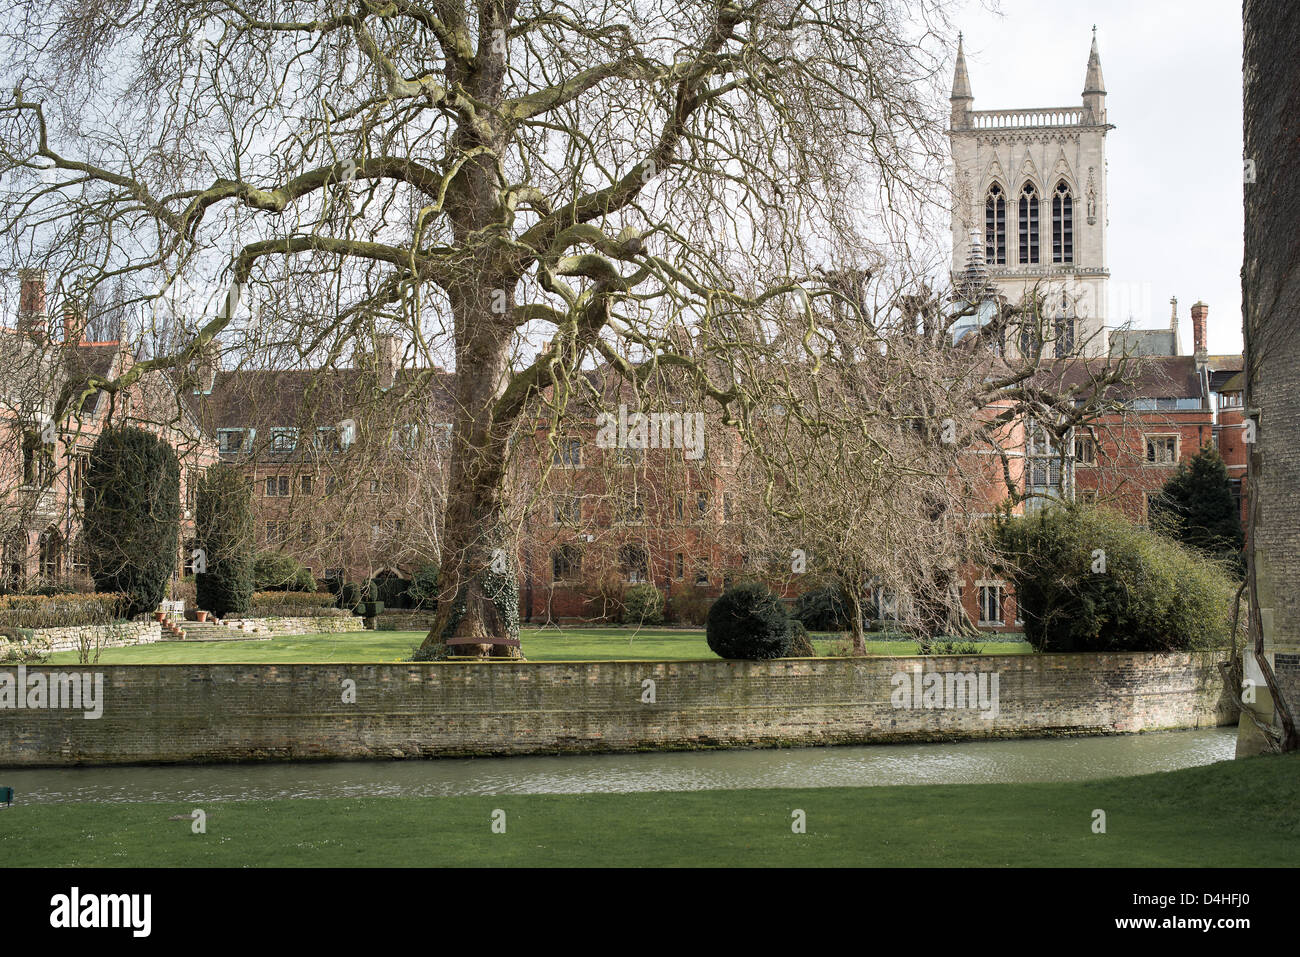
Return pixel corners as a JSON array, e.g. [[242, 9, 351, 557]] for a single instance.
[[4, 754, 1296, 867], [46, 627, 1032, 664]]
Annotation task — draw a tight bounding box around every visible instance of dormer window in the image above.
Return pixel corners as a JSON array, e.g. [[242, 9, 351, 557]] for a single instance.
[[395, 424, 419, 451], [315, 427, 342, 452], [270, 428, 298, 453], [217, 429, 245, 453]]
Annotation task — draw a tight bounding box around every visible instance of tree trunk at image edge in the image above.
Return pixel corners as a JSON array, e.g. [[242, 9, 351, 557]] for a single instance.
[[1243, 0, 1300, 751]]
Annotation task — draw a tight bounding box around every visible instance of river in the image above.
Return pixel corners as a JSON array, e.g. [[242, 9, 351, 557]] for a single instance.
[[0, 726, 1237, 804]]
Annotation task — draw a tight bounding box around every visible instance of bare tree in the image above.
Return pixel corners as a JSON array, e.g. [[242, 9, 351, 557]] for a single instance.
[[0, 0, 966, 656]]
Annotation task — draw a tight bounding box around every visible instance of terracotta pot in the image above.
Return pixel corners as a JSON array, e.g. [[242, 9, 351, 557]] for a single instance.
[[154, 611, 166, 621], [196, 611, 209, 622]]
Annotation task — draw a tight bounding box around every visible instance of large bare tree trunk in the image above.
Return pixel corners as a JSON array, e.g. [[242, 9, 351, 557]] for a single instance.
[[419, 281, 523, 659], [1242, 0, 1300, 751]]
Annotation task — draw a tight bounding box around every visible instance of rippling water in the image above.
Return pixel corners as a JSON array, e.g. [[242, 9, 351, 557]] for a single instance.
[[0, 727, 1238, 805]]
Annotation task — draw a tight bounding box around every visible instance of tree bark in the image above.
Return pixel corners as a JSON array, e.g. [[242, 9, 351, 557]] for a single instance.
[[1242, 0, 1300, 750], [419, 282, 523, 659], [843, 582, 867, 656]]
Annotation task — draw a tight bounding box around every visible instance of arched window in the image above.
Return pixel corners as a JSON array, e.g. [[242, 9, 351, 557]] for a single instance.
[[985, 184, 1006, 265], [1018, 183, 1040, 264], [1, 533, 25, 590], [1053, 180, 1074, 264], [38, 527, 61, 581]]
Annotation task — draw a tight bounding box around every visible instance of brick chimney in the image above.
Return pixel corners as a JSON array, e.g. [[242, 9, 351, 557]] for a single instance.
[[1191, 301, 1209, 358], [17, 268, 47, 341], [62, 301, 86, 346], [374, 333, 399, 389]]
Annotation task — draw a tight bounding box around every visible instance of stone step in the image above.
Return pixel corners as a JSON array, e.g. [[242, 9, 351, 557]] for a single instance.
[[172, 619, 267, 642]]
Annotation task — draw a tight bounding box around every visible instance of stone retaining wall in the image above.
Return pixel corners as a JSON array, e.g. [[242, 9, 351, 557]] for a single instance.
[[374, 611, 438, 631], [1, 620, 162, 658], [0, 652, 1235, 766], [221, 615, 366, 637]]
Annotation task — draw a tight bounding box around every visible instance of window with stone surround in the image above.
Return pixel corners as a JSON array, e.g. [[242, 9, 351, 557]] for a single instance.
[[1018, 182, 1040, 264], [1052, 180, 1074, 263], [985, 183, 1006, 265], [1145, 434, 1179, 465]]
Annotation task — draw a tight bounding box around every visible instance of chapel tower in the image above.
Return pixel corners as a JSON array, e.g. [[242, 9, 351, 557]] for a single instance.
[[950, 28, 1114, 357]]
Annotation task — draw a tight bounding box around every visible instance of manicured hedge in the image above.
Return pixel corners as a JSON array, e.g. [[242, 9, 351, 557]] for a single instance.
[[991, 506, 1239, 653], [250, 591, 337, 608], [0, 592, 127, 629]]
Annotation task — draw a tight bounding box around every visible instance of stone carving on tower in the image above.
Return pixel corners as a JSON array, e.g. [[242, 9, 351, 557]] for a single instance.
[[948, 28, 1114, 358]]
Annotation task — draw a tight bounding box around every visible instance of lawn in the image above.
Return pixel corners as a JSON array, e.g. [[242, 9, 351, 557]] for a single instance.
[[45, 626, 1033, 664], [3, 753, 1295, 867]]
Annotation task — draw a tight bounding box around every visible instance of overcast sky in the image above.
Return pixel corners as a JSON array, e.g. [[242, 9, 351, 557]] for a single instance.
[[951, 0, 1244, 354]]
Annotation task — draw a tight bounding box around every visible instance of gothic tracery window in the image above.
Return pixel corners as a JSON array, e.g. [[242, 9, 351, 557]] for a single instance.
[[1055, 292, 1076, 356], [985, 184, 1006, 265], [1053, 180, 1074, 264], [1018, 183, 1040, 264]]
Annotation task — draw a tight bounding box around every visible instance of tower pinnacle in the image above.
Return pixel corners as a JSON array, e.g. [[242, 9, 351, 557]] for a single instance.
[[951, 34, 973, 100], [950, 34, 973, 128], [1082, 28, 1106, 122], [1083, 28, 1106, 96]]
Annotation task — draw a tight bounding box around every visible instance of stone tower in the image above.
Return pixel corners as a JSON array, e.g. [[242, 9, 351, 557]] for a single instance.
[[949, 29, 1114, 357]]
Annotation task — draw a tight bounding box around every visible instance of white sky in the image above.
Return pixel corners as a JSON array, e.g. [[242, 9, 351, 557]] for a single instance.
[[952, 0, 1244, 354]]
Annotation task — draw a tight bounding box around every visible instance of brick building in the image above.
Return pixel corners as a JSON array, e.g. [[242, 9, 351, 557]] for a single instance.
[[0, 271, 215, 591]]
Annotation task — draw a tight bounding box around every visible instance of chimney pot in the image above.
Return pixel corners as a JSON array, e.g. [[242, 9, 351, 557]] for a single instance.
[[196, 351, 219, 394], [17, 268, 47, 341], [1190, 301, 1209, 357]]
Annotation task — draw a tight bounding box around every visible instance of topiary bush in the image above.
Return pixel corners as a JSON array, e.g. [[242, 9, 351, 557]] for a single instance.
[[791, 584, 852, 631], [706, 581, 794, 660], [83, 426, 181, 618], [620, 582, 665, 625], [253, 552, 316, 592], [991, 505, 1239, 653], [338, 582, 362, 613], [194, 464, 254, 619]]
